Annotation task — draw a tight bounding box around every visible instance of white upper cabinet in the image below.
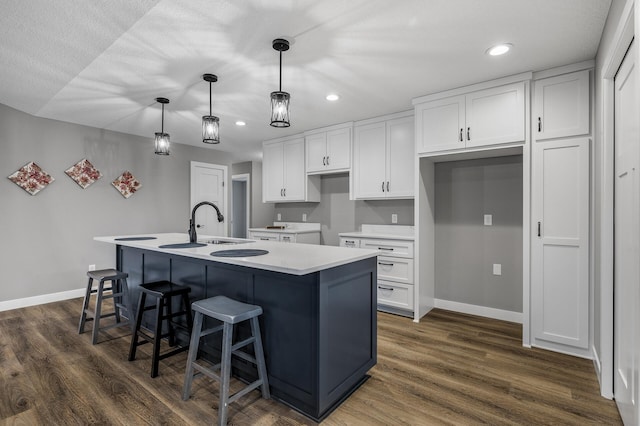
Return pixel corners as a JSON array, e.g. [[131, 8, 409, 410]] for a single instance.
[[305, 125, 351, 174], [415, 81, 526, 155], [263, 137, 320, 203], [353, 112, 414, 200], [534, 70, 590, 141]]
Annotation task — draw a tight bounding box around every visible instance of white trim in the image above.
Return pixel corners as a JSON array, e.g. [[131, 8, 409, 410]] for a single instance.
[[353, 109, 413, 127], [532, 60, 595, 80], [0, 288, 85, 312], [232, 173, 251, 237], [303, 121, 353, 136], [434, 298, 523, 324], [412, 72, 532, 104]]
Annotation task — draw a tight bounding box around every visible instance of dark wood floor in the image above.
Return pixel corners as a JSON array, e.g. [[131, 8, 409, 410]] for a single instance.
[[0, 298, 621, 425]]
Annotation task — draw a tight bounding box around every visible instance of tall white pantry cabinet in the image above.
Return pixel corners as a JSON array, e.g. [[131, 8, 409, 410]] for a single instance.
[[531, 70, 591, 357]]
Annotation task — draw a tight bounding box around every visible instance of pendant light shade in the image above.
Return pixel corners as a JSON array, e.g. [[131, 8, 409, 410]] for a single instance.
[[154, 97, 170, 155], [270, 38, 291, 128], [202, 74, 220, 144]]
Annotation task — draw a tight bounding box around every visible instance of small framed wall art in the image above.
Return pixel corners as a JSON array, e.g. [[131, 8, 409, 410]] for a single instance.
[[65, 158, 102, 189], [8, 161, 55, 195], [112, 171, 142, 198]]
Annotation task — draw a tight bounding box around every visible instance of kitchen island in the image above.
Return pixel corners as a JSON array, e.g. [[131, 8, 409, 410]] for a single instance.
[[95, 233, 378, 421]]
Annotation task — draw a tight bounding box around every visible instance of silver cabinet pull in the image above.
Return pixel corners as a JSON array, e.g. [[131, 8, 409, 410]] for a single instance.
[[537, 221, 541, 237], [326, 156, 329, 165], [459, 128, 463, 142], [382, 181, 385, 192], [378, 286, 395, 291], [323, 156, 326, 166], [386, 181, 389, 192], [538, 117, 542, 132], [467, 127, 471, 141], [283, 188, 286, 197]]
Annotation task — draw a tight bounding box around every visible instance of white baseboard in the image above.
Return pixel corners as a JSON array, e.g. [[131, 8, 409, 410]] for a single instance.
[[0, 288, 85, 312], [434, 299, 523, 323]]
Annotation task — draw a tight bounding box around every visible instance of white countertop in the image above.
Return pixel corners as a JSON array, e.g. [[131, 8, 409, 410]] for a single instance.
[[339, 224, 415, 241], [95, 233, 377, 276], [247, 222, 321, 234]]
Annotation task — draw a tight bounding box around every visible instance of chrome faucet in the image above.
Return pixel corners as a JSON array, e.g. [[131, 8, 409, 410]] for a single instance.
[[189, 201, 224, 243]]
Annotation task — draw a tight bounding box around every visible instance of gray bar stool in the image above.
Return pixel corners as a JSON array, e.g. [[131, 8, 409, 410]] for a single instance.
[[78, 268, 132, 344], [182, 296, 270, 426]]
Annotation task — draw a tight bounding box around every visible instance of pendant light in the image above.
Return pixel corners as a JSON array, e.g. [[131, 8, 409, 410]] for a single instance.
[[202, 74, 220, 144], [154, 97, 170, 155], [270, 38, 291, 127]]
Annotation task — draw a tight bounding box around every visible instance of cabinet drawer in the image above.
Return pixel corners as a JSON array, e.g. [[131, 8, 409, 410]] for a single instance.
[[377, 256, 413, 284], [361, 239, 414, 258], [339, 238, 361, 248], [249, 232, 279, 241], [279, 234, 296, 243], [377, 281, 414, 310]]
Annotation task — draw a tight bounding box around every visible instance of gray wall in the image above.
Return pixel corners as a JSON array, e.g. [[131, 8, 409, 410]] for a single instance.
[[232, 180, 247, 238], [275, 173, 414, 246], [434, 156, 523, 312], [0, 103, 235, 302], [249, 161, 274, 228]]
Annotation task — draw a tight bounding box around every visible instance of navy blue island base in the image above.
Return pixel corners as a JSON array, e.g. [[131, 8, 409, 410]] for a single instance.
[[116, 244, 377, 421]]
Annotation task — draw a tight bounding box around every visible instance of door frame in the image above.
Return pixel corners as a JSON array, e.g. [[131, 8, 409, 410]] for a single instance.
[[599, 0, 635, 400], [190, 161, 229, 237], [231, 173, 251, 237]]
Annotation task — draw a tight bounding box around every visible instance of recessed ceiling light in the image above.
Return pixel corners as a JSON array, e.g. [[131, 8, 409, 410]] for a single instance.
[[326, 94, 340, 101], [235, 121, 246, 126], [487, 43, 512, 56]]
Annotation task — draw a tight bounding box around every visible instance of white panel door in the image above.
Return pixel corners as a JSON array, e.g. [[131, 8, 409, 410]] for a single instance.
[[386, 115, 414, 198], [465, 82, 525, 148], [534, 70, 590, 141], [190, 162, 227, 237], [262, 142, 284, 202], [415, 95, 465, 154], [614, 42, 640, 426], [353, 121, 387, 199], [282, 138, 305, 201], [531, 138, 589, 350]]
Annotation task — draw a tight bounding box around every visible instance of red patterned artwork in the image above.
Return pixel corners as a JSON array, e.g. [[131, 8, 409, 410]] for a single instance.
[[8, 161, 55, 195], [65, 158, 102, 189], [112, 171, 141, 198]]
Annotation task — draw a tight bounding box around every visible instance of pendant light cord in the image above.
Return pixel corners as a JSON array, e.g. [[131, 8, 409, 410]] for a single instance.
[[209, 81, 212, 115], [161, 102, 165, 133], [279, 50, 283, 91]]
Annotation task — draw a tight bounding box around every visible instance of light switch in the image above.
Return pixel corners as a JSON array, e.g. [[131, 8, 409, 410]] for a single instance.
[[391, 214, 398, 224], [277, 213, 282, 221], [302, 213, 307, 222], [484, 214, 493, 226], [493, 264, 502, 275]]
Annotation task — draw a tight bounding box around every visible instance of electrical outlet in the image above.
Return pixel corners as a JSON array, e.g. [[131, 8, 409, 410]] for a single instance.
[[277, 213, 281, 221], [88, 264, 96, 271], [391, 214, 398, 224], [493, 264, 502, 275], [484, 214, 492, 226], [302, 213, 307, 222]]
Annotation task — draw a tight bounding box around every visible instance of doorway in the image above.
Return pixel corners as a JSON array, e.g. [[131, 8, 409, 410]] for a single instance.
[[190, 161, 228, 237], [231, 173, 250, 238], [614, 39, 639, 425]]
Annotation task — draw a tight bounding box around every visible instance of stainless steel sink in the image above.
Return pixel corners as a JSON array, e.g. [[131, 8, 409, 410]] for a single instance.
[[199, 238, 250, 245]]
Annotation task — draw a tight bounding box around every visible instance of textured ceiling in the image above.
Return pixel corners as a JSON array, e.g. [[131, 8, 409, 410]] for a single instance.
[[0, 0, 611, 161]]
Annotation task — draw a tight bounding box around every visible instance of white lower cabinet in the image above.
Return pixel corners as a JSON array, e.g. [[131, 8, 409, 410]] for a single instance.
[[340, 229, 415, 316]]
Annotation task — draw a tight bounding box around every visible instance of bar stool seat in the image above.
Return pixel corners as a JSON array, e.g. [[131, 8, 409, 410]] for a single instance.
[[182, 296, 270, 426], [128, 281, 193, 378], [78, 268, 132, 344]]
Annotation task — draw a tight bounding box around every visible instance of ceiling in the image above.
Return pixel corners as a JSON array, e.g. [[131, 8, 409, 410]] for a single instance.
[[0, 0, 611, 161]]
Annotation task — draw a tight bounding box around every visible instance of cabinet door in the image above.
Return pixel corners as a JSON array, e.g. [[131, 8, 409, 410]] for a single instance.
[[465, 82, 525, 148], [282, 139, 305, 201], [353, 121, 387, 199], [325, 127, 351, 171], [531, 138, 589, 351], [534, 70, 589, 141], [305, 133, 327, 173], [386, 116, 415, 198], [415, 95, 465, 154], [262, 142, 284, 202]]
